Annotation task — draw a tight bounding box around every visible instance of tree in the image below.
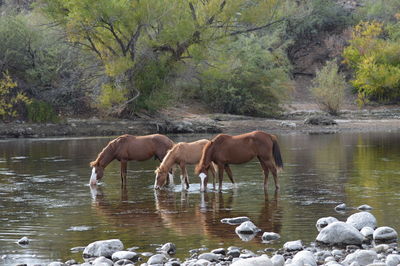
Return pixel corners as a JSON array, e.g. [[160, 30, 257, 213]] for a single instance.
[[39, 0, 295, 114]]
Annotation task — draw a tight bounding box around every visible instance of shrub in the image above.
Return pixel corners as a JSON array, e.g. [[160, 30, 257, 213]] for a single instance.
[[311, 60, 346, 115], [27, 99, 59, 123]]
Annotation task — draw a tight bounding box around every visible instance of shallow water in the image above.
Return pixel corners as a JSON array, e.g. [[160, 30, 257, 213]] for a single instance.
[[0, 132, 400, 264]]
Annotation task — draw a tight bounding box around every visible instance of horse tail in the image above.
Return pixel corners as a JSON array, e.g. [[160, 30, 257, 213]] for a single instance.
[[271, 135, 283, 171]]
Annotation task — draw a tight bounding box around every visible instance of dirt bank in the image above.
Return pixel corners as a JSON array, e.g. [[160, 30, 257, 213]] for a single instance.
[[1, 105, 400, 138]]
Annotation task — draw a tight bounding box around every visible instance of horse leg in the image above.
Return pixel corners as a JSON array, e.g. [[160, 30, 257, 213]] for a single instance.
[[120, 161, 127, 186], [268, 162, 280, 190], [257, 157, 270, 190], [180, 163, 190, 190], [224, 165, 236, 187], [210, 163, 217, 190], [217, 164, 224, 193]]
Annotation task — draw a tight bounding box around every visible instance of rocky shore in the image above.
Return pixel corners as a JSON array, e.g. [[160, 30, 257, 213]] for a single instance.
[[11, 204, 398, 266], [1, 107, 400, 138]]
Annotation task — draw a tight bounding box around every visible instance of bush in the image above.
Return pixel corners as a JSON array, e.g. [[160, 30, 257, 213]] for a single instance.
[[311, 60, 346, 115], [27, 99, 59, 123]]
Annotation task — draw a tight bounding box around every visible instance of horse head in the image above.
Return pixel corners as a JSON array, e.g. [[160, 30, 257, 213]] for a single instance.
[[154, 167, 169, 189], [89, 161, 104, 185]]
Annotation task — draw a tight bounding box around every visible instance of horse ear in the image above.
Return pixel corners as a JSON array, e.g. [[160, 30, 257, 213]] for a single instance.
[[89, 161, 96, 167]]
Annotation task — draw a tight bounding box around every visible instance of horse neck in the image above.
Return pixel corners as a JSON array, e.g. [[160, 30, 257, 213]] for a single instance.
[[96, 143, 116, 168], [198, 142, 214, 171], [159, 147, 177, 172]]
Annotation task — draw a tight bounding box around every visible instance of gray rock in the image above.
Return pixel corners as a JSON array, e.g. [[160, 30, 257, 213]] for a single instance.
[[262, 232, 280, 242], [291, 250, 317, 266], [316, 221, 364, 246], [304, 115, 337, 126], [83, 239, 124, 258], [211, 248, 225, 255], [148, 254, 168, 265], [316, 217, 339, 232], [335, 203, 347, 211], [373, 226, 398, 243], [386, 254, 400, 266], [283, 240, 303, 251], [342, 249, 377, 266], [373, 244, 390, 253], [357, 204, 373, 211], [112, 251, 139, 262], [360, 226, 374, 239], [235, 221, 259, 235], [92, 256, 114, 266], [114, 259, 136, 265], [17, 237, 29, 245], [192, 259, 211, 266], [227, 248, 241, 258], [346, 212, 377, 230], [270, 254, 284, 266], [197, 252, 221, 262], [221, 216, 250, 225], [230, 255, 273, 266], [48, 262, 66, 266], [161, 242, 177, 255]]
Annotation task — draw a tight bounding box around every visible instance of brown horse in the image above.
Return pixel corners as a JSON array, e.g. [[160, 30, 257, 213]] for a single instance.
[[195, 130, 283, 192], [90, 134, 174, 185], [154, 139, 217, 190]]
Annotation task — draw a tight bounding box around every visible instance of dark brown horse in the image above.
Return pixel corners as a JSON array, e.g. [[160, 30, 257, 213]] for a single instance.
[[90, 134, 174, 185], [195, 130, 283, 192]]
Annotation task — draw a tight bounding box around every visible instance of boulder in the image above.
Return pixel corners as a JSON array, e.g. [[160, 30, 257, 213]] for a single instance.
[[373, 226, 398, 243], [360, 226, 374, 240], [262, 232, 280, 242], [83, 239, 124, 258], [335, 203, 347, 211], [291, 250, 317, 266], [48, 262, 66, 266], [236, 231, 257, 242], [386, 254, 400, 266], [316, 221, 364, 246], [316, 217, 339, 232], [92, 256, 114, 266], [230, 255, 273, 266], [197, 252, 221, 262], [283, 240, 303, 251], [147, 253, 168, 265], [17, 236, 29, 245], [346, 212, 377, 230], [270, 254, 284, 266], [342, 249, 377, 266], [235, 221, 260, 234], [111, 251, 139, 262], [160, 242, 177, 255], [221, 216, 250, 225]]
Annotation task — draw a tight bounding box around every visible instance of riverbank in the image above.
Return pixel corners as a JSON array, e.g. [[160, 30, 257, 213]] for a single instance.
[[1, 106, 400, 138]]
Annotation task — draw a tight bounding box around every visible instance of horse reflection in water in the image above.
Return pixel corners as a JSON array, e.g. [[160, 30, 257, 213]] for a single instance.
[[154, 139, 217, 191], [89, 134, 174, 186], [196, 131, 283, 192]]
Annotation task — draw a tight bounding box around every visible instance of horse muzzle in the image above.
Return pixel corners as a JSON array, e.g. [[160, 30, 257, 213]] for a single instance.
[[199, 172, 207, 192]]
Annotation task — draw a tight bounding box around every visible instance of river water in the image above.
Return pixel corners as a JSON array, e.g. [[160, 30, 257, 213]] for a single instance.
[[1, 132, 400, 265]]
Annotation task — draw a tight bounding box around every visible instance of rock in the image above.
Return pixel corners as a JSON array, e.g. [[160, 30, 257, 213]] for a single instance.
[[221, 216, 250, 225], [235, 221, 260, 235], [65, 259, 78, 265], [111, 251, 139, 262], [304, 115, 337, 126], [335, 203, 347, 211], [291, 250, 317, 266], [342, 250, 377, 266], [230, 255, 273, 266], [360, 226, 374, 239], [92, 256, 114, 266], [211, 248, 226, 255], [70, 246, 86, 253], [17, 237, 29, 245], [346, 212, 377, 230], [373, 226, 398, 243], [315, 250, 332, 262], [386, 254, 400, 266], [357, 204, 373, 211], [262, 232, 280, 242], [192, 259, 211, 266], [160, 242, 177, 255], [197, 252, 221, 262], [270, 254, 284, 266], [141, 252, 154, 257], [373, 244, 390, 253], [280, 121, 296, 128], [147, 254, 168, 265], [316, 221, 364, 246], [114, 259, 136, 265], [283, 240, 303, 251], [227, 248, 241, 258], [48, 262, 66, 266], [316, 217, 339, 232], [83, 239, 124, 258]]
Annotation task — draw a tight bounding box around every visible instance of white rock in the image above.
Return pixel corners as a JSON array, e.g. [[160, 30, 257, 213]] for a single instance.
[[92, 256, 113, 266], [283, 240, 303, 251], [235, 221, 260, 234], [262, 232, 281, 241], [373, 226, 398, 242], [17, 236, 29, 245], [147, 254, 168, 265], [48, 262, 66, 266], [316, 217, 339, 232], [83, 239, 124, 258], [360, 226, 374, 239], [271, 254, 284, 266], [230, 255, 273, 266], [342, 249, 377, 266], [373, 244, 390, 253], [346, 212, 377, 230], [111, 251, 138, 261], [386, 254, 400, 266], [357, 204, 372, 211], [194, 259, 212, 266], [335, 203, 346, 211], [291, 250, 317, 266], [316, 221, 364, 246]]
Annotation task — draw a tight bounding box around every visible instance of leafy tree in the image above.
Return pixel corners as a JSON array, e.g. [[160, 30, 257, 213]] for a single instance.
[[39, 0, 295, 115]]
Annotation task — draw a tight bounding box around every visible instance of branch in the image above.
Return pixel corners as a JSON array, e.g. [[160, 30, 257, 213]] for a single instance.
[[100, 18, 127, 56], [226, 18, 285, 38], [188, 2, 199, 26]]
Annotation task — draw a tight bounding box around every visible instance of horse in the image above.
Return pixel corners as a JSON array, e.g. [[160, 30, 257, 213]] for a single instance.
[[89, 134, 174, 185], [154, 139, 217, 190], [195, 130, 283, 192]]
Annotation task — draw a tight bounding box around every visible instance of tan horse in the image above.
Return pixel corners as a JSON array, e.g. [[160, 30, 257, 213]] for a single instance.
[[195, 130, 283, 192], [154, 139, 217, 190], [90, 134, 174, 185]]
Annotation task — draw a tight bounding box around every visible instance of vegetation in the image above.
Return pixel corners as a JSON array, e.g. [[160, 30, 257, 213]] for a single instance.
[[311, 60, 346, 115]]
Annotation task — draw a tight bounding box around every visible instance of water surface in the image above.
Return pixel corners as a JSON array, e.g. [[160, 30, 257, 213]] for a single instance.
[[1, 132, 400, 264]]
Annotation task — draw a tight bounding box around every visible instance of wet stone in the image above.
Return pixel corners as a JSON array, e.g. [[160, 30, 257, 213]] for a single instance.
[[262, 232, 280, 241], [198, 252, 221, 262], [160, 242, 177, 255], [17, 237, 29, 245], [358, 204, 373, 211], [335, 203, 347, 211], [283, 240, 303, 251], [211, 248, 226, 255], [227, 249, 241, 258], [112, 251, 139, 262], [147, 254, 168, 265], [220, 216, 250, 225]]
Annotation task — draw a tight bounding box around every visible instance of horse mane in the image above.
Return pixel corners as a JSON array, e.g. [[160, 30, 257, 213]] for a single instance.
[[89, 137, 120, 167], [155, 143, 180, 174], [195, 140, 214, 174]]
